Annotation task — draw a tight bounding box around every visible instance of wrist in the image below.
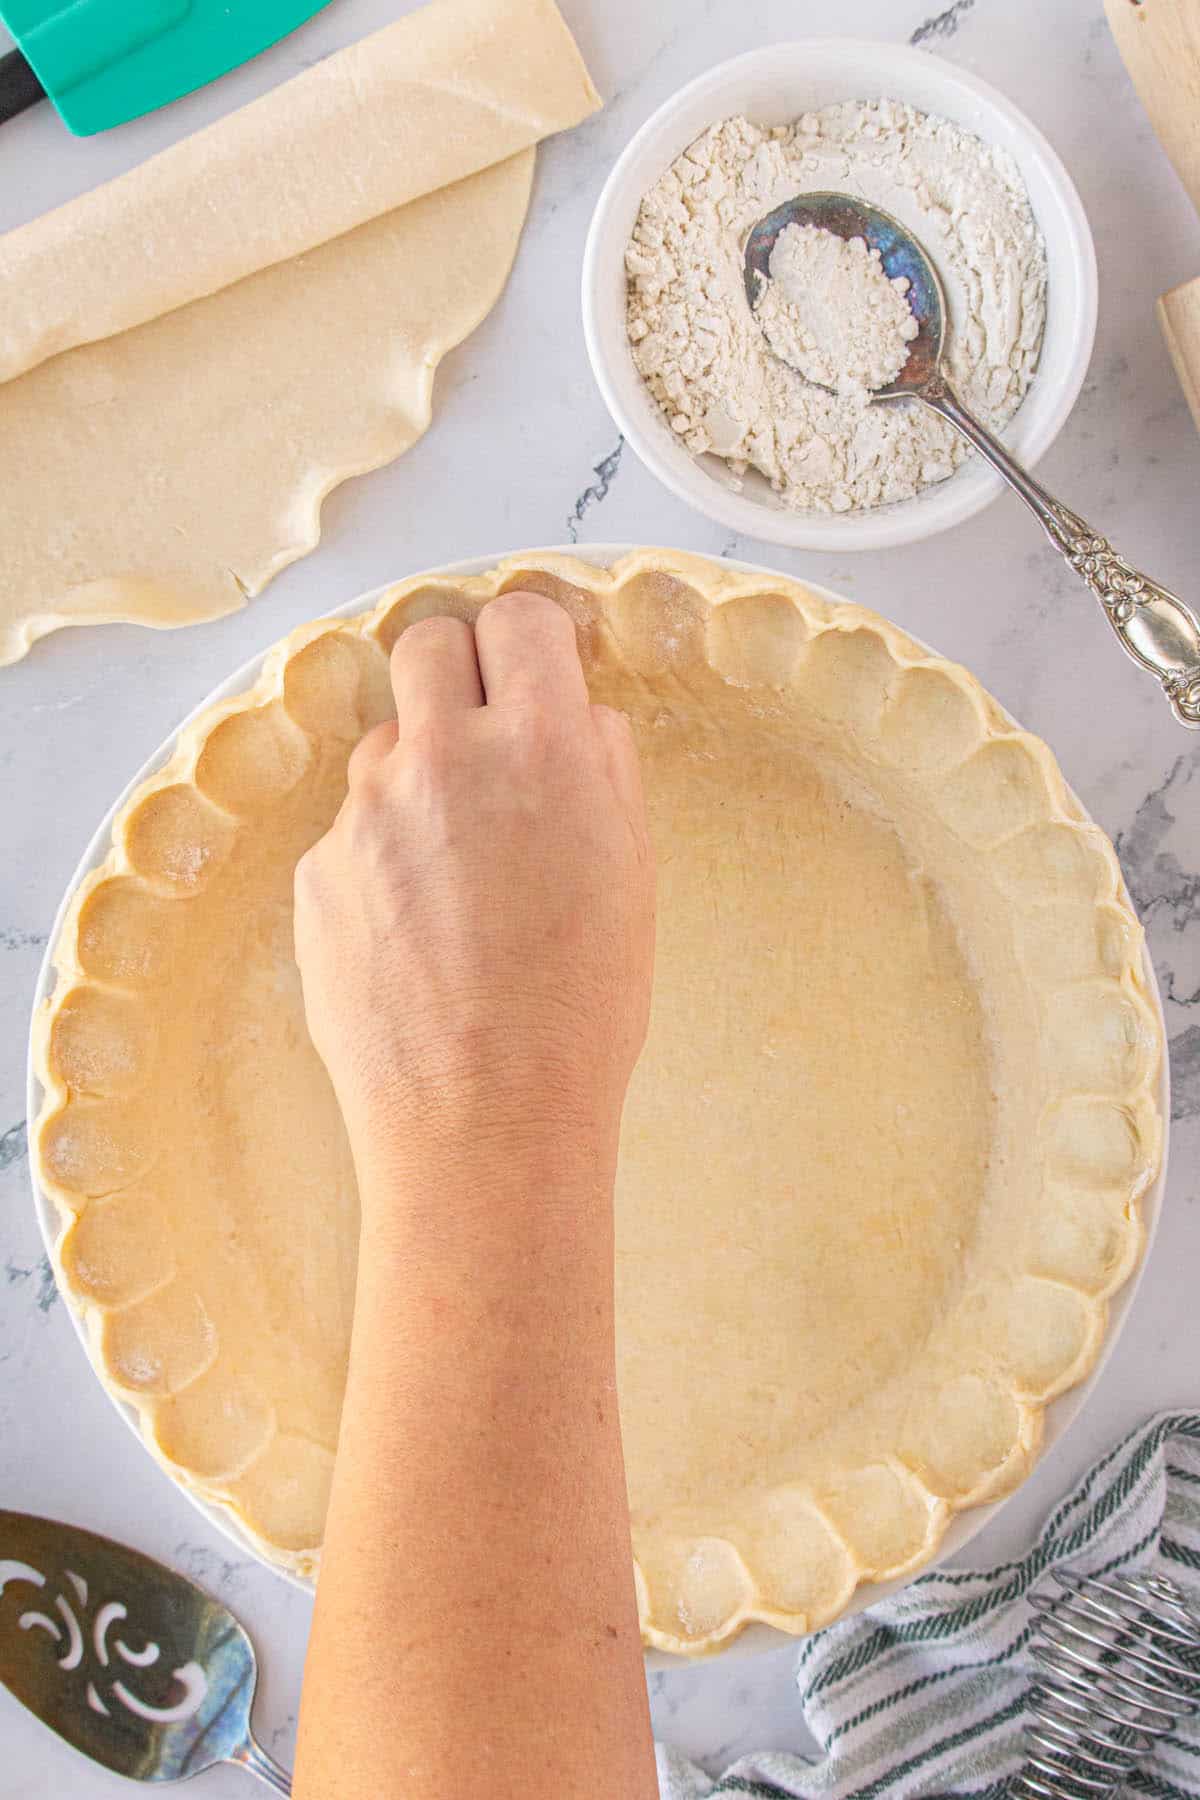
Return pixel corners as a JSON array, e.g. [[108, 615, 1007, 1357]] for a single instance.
[[349, 1095, 622, 1248], [349, 1124, 621, 1381]]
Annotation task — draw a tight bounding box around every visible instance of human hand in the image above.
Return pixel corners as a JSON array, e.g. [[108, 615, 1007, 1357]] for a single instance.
[[293, 593, 655, 1215], [294, 593, 660, 1800]]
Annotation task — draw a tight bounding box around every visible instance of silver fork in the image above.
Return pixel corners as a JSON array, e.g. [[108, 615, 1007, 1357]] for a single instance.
[[0, 1508, 292, 1791], [1012, 1569, 1200, 1798]]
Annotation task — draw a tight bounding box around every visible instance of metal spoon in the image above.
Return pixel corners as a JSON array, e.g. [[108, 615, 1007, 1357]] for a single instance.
[[745, 192, 1200, 729], [0, 1509, 291, 1791]]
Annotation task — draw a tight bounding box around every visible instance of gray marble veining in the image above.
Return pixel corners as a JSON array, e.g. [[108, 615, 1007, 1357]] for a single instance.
[[566, 436, 626, 542], [2, 0, 1199, 1791], [909, 0, 976, 47]]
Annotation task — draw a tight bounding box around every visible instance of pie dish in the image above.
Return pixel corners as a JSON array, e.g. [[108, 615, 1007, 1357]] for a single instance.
[[31, 548, 1163, 1656]]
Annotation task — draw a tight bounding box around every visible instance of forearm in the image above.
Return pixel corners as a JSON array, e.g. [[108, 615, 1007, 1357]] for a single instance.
[[294, 1130, 658, 1799]]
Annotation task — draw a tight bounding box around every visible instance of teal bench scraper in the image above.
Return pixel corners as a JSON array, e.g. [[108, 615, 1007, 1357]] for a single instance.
[[0, 0, 336, 136]]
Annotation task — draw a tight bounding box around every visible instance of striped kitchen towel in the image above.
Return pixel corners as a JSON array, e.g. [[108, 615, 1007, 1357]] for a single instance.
[[657, 1411, 1200, 1799]]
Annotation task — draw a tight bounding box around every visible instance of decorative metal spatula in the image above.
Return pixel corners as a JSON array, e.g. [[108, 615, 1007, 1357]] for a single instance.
[[0, 1509, 292, 1791]]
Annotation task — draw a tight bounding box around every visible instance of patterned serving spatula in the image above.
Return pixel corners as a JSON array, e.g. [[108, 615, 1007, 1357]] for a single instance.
[[0, 1509, 292, 1791]]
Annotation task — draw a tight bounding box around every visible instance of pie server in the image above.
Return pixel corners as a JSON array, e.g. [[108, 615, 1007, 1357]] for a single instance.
[[0, 1508, 292, 1791], [0, 0, 334, 137]]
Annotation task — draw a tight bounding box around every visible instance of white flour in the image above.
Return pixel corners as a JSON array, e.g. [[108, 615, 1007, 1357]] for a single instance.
[[756, 223, 919, 396], [625, 102, 1047, 514]]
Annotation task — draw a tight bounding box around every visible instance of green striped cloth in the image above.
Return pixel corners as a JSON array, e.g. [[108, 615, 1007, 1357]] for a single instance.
[[658, 1412, 1200, 1799]]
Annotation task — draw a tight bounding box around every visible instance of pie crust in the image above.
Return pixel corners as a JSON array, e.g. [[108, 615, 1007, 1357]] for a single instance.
[[33, 549, 1162, 1654]]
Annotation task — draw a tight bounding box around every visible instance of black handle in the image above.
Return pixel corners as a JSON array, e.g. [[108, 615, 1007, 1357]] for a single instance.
[[0, 47, 44, 125]]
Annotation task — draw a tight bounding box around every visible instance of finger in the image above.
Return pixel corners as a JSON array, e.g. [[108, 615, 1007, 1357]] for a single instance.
[[473, 591, 589, 712], [390, 615, 483, 724], [346, 719, 398, 786], [591, 704, 646, 827]]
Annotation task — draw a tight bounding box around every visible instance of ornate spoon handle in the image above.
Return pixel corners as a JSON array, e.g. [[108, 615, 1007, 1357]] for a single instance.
[[923, 377, 1200, 729], [231, 1735, 293, 1793]]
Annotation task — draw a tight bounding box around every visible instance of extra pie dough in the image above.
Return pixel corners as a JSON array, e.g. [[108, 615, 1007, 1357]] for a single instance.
[[0, 0, 599, 666], [34, 551, 1162, 1654]]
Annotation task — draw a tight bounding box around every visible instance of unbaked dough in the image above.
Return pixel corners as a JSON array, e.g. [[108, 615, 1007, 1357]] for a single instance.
[[0, 0, 599, 666], [33, 550, 1162, 1655]]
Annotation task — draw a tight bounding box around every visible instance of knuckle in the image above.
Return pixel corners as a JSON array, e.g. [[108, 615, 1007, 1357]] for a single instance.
[[347, 720, 396, 780], [293, 845, 322, 905], [394, 614, 473, 657], [402, 716, 455, 765], [591, 701, 634, 741], [480, 590, 570, 637], [500, 698, 566, 757]]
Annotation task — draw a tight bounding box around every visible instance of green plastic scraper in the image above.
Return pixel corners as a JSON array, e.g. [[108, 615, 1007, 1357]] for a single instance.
[[0, 0, 335, 136]]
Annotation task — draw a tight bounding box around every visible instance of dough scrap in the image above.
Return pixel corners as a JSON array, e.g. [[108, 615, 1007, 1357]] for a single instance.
[[0, 0, 599, 666]]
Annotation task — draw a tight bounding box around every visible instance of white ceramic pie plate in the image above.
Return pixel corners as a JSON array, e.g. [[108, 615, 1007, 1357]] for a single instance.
[[28, 547, 1169, 1663]]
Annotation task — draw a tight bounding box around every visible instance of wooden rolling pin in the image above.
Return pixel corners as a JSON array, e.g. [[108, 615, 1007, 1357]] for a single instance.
[[1106, 0, 1200, 431]]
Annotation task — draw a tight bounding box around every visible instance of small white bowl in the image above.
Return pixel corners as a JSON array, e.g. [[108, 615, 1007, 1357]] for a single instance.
[[582, 38, 1098, 551]]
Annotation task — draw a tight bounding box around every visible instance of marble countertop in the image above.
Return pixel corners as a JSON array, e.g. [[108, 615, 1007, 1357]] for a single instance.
[[2, 0, 1199, 1790]]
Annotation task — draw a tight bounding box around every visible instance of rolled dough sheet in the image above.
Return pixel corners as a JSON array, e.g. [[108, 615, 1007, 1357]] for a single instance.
[[1, 153, 535, 667], [0, 0, 598, 667], [0, 0, 598, 385]]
